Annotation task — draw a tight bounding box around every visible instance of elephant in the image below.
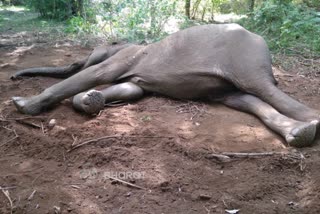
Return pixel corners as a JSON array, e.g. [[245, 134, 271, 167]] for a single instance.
[[10, 24, 320, 147]]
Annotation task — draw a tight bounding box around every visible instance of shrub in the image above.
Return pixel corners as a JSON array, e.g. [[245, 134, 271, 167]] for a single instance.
[[96, 0, 178, 42], [240, 1, 320, 53]]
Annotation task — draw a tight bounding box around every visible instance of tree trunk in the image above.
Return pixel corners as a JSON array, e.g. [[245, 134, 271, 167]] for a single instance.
[[79, 0, 84, 17], [1, 0, 10, 5], [185, 0, 191, 19], [249, 0, 255, 11], [149, 0, 156, 37], [201, 7, 206, 21], [71, 0, 84, 17], [210, 0, 215, 22], [191, 0, 202, 20]]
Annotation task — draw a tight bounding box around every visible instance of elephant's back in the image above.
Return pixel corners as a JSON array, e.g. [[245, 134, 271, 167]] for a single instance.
[[117, 24, 272, 99]]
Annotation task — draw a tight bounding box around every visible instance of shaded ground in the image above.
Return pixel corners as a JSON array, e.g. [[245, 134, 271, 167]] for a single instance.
[[1, 9, 320, 214]]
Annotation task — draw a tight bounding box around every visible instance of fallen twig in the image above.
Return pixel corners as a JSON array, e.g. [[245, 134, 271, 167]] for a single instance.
[[0, 115, 45, 129], [105, 100, 128, 107], [41, 122, 45, 134], [71, 185, 80, 189], [206, 151, 289, 162], [71, 134, 78, 147], [105, 174, 146, 190], [176, 101, 206, 120], [16, 120, 41, 129], [67, 135, 173, 153], [0, 186, 17, 190], [298, 152, 306, 172], [67, 135, 120, 152], [31, 174, 42, 186], [221, 152, 279, 158], [206, 154, 231, 162], [0, 116, 47, 122], [1, 187, 14, 214], [27, 190, 37, 201], [204, 205, 211, 214]]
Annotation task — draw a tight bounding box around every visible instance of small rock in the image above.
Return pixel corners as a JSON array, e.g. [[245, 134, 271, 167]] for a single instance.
[[191, 191, 212, 201], [206, 154, 231, 163], [3, 100, 11, 106], [159, 181, 169, 187], [52, 125, 66, 132], [199, 194, 211, 200], [111, 180, 119, 185], [53, 206, 61, 214], [0, 63, 10, 68], [129, 179, 136, 184], [225, 209, 240, 214], [48, 119, 57, 129], [288, 201, 298, 206]]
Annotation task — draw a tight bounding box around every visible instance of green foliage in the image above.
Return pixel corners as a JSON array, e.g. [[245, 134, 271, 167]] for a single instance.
[[219, 0, 250, 14], [4, 0, 320, 56], [303, 0, 320, 9], [25, 0, 91, 20], [11, 0, 179, 42], [65, 16, 96, 34], [240, 1, 320, 53], [26, 0, 71, 19], [0, 0, 26, 5], [0, 5, 66, 41], [96, 0, 178, 42]]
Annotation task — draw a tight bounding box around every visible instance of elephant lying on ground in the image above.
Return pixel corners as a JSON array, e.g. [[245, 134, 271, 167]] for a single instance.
[[11, 24, 320, 147]]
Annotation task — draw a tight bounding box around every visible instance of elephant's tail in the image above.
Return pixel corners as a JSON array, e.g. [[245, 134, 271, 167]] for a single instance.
[[10, 60, 86, 80]]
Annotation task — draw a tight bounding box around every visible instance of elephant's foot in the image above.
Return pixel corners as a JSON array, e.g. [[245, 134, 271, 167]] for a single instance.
[[72, 90, 105, 115], [285, 120, 318, 147], [12, 96, 43, 115]]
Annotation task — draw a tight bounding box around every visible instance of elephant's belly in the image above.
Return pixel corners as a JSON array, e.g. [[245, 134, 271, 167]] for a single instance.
[[128, 74, 237, 100]]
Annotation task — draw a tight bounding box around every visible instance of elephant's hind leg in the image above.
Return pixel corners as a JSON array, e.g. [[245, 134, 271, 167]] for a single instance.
[[221, 92, 318, 147], [72, 82, 144, 114], [253, 84, 320, 123]]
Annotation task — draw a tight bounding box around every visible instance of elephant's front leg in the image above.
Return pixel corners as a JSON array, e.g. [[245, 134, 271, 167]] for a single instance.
[[12, 61, 128, 115], [72, 82, 144, 114]]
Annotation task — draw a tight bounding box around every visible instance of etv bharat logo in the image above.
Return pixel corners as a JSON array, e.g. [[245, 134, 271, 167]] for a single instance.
[[103, 171, 146, 180], [79, 168, 145, 180], [79, 167, 99, 180]]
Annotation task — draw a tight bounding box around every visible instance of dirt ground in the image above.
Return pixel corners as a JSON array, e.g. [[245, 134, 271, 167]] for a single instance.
[[0, 31, 320, 214]]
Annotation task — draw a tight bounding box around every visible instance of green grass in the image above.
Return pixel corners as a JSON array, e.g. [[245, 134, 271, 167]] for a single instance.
[[0, 6, 66, 34]]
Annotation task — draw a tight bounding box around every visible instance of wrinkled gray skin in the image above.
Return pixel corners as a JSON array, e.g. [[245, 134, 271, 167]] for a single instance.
[[11, 24, 320, 147]]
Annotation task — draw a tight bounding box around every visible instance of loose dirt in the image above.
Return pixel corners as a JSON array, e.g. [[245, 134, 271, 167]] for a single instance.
[[0, 36, 320, 214]]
